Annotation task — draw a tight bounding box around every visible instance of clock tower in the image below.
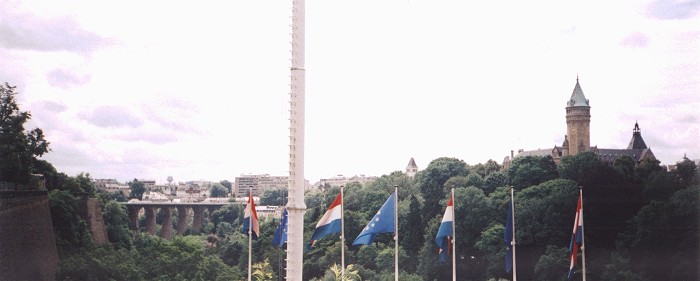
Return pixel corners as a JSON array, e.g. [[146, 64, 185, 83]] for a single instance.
[[565, 77, 591, 156]]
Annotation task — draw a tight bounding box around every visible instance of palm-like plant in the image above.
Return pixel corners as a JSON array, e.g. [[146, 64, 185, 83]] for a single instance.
[[252, 259, 274, 281], [329, 263, 361, 281]]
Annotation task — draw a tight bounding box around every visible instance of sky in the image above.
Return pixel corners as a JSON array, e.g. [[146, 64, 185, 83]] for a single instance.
[[1, 0, 698, 185]]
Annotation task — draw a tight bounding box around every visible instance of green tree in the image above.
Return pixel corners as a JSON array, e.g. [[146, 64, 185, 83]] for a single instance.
[[532, 245, 568, 281], [673, 158, 698, 187], [129, 179, 146, 200], [400, 194, 423, 269], [0, 82, 50, 187], [252, 258, 274, 281], [417, 157, 469, 221], [483, 172, 507, 195], [506, 155, 558, 190], [471, 159, 502, 177], [260, 187, 288, 205], [474, 224, 507, 279], [102, 200, 133, 249], [48, 189, 92, 249], [634, 158, 662, 182], [623, 187, 700, 281], [220, 179, 233, 193], [558, 152, 614, 186], [210, 182, 229, 198], [365, 171, 417, 201], [613, 155, 636, 182], [326, 263, 361, 281]]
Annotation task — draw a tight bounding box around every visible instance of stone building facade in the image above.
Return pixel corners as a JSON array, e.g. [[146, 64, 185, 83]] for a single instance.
[[505, 78, 656, 165]]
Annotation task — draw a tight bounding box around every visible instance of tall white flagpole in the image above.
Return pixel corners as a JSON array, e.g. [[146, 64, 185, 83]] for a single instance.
[[451, 188, 456, 281], [341, 185, 345, 279], [248, 190, 252, 281], [580, 187, 586, 281], [287, 0, 307, 279], [394, 185, 399, 281], [511, 187, 517, 281]]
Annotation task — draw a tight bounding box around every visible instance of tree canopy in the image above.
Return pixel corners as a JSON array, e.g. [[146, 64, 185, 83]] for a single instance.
[[0, 83, 50, 187]]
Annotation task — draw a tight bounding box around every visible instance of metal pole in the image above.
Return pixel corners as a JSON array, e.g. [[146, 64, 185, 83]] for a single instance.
[[511, 187, 517, 281], [580, 187, 586, 281], [394, 185, 399, 281], [451, 188, 456, 281], [341, 185, 345, 279], [248, 190, 252, 281]]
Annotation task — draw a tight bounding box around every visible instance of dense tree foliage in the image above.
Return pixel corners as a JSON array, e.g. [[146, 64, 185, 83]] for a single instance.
[[506, 155, 558, 190], [209, 182, 229, 198], [128, 179, 146, 200], [41, 151, 697, 281], [6, 86, 695, 280], [260, 187, 288, 205], [0, 83, 50, 187]]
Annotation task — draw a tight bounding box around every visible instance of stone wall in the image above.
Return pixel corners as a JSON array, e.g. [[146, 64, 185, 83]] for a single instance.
[[0, 191, 59, 281], [78, 198, 109, 245]]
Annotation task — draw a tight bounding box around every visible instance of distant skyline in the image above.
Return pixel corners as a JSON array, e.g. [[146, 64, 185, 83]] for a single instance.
[[2, 0, 698, 185]]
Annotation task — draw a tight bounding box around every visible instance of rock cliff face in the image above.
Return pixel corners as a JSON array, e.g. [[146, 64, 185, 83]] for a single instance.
[[0, 191, 59, 281]]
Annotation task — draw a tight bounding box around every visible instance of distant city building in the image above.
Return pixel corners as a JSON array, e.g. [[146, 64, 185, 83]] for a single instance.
[[234, 174, 309, 197], [136, 179, 156, 190], [315, 174, 378, 189], [666, 154, 699, 172], [504, 78, 656, 166], [93, 179, 129, 194], [405, 157, 419, 178], [186, 180, 213, 189]]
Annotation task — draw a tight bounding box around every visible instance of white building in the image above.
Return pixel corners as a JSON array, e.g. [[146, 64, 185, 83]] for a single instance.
[[233, 174, 311, 198], [315, 174, 378, 189], [93, 179, 130, 194]]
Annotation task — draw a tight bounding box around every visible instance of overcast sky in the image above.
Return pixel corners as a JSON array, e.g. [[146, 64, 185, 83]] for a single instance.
[[1, 0, 698, 185]]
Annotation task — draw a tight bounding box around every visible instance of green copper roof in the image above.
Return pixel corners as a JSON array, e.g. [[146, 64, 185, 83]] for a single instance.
[[567, 78, 590, 107]]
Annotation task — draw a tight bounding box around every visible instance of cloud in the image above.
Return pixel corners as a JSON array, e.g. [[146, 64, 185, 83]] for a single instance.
[[646, 0, 700, 20], [620, 32, 650, 48], [116, 130, 180, 145], [34, 100, 67, 113], [81, 105, 143, 128], [0, 9, 106, 53], [46, 68, 91, 89]]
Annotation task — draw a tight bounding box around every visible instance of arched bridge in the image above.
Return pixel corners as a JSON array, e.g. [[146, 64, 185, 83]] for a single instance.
[[122, 201, 236, 239]]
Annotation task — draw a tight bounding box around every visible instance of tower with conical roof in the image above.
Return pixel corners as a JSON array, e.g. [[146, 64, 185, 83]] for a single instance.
[[406, 157, 418, 178], [565, 77, 591, 156], [627, 122, 648, 149]]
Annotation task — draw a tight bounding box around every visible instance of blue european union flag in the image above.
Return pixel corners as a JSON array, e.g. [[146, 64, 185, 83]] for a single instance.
[[352, 192, 396, 245], [272, 208, 288, 247], [504, 198, 514, 273]]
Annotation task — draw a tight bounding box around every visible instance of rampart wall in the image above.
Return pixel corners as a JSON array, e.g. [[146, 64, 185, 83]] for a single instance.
[[0, 191, 59, 281]]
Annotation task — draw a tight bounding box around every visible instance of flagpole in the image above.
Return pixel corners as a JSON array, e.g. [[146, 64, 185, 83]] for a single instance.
[[579, 186, 586, 281], [394, 185, 399, 281], [451, 188, 456, 281], [248, 190, 252, 281], [510, 187, 517, 281], [341, 185, 345, 279]]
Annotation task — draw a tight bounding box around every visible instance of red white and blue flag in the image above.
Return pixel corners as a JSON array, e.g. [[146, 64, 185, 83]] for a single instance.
[[568, 193, 583, 279], [435, 195, 454, 262], [309, 193, 343, 247], [241, 193, 260, 240]]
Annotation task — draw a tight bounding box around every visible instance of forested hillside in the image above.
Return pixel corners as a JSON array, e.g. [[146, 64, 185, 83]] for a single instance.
[[3, 83, 698, 280]]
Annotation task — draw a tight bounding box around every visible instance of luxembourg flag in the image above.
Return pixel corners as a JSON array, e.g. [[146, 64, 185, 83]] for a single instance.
[[241, 193, 260, 240], [568, 193, 583, 279], [435, 195, 454, 262], [309, 192, 343, 247]]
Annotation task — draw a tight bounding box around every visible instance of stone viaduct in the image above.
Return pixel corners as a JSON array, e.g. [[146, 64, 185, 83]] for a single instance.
[[123, 202, 233, 239]]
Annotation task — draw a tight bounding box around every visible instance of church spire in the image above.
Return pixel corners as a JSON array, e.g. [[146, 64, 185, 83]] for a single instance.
[[627, 122, 648, 149], [568, 77, 590, 107]]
